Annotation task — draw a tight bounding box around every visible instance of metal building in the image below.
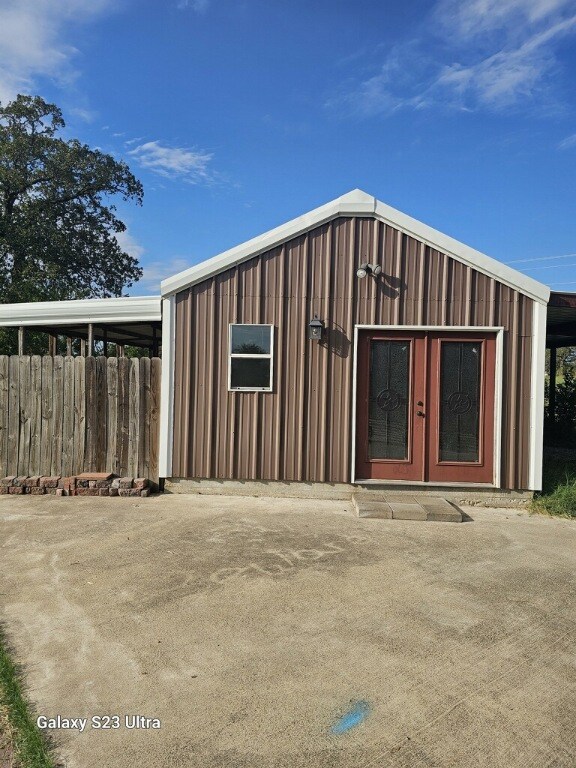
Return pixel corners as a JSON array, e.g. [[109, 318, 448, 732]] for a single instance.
[[159, 190, 549, 495]]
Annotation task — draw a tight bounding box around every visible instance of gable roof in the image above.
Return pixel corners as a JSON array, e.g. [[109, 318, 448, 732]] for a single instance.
[[160, 189, 550, 304]]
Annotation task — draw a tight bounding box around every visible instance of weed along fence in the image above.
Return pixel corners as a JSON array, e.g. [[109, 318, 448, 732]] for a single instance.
[[0, 355, 161, 484]]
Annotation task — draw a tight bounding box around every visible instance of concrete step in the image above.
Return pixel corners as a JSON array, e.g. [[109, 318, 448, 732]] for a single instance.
[[353, 494, 462, 523]]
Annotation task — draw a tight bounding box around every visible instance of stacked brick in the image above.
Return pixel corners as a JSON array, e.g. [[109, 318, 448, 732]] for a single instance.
[[0, 473, 151, 497]]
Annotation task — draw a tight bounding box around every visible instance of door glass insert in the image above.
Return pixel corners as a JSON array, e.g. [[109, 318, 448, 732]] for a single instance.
[[439, 342, 481, 462], [368, 340, 409, 460]]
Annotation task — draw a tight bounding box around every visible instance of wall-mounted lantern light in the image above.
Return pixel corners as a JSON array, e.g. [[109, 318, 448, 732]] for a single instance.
[[308, 315, 324, 341], [356, 263, 382, 279]]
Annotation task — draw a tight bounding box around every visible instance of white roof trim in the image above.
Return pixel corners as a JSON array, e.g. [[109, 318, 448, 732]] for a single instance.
[[161, 189, 550, 304], [0, 296, 161, 327]]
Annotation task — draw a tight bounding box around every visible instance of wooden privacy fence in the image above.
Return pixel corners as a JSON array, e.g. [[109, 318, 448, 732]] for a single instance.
[[0, 356, 161, 482]]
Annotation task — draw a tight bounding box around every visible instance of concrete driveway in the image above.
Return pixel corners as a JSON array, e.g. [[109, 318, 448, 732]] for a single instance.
[[1, 494, 575, 768]]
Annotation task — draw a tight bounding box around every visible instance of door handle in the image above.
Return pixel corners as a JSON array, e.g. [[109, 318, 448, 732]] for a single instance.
[[416, 410, 425, 417]]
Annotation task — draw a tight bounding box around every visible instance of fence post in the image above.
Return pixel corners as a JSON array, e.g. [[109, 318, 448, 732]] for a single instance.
[[87, 324, 94, 356]]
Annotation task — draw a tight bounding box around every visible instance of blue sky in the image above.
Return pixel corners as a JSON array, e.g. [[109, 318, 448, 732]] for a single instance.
[[1, 0, 575, 295]]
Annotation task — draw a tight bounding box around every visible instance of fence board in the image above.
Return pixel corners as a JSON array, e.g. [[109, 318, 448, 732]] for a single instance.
[[51, 356, 64, 476], [150, 357, 161, 484], [74, 357, 85, 472], [29, 356, 42, 475], [95, 357, 107, 472], [40, 356, 54, 476], [61, 357, 75, 477], [84, 356, 97, 471], [106, 357, 118, 475], [128, 360, 139, 477], [17, 356, 31, 477], [140, 357, 151, 480], [0, 355, 161, 481], [118, 357, 131, 476], [0, 356, 8, 478], [7, 356, 20, 475]]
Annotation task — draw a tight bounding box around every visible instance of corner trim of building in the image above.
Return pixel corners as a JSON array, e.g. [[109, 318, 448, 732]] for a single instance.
[[159, 296, 176, 478], [350, 327, 360, 484], [351, 325, 504, 487], [528, 301, 547, 491], [493, 329, 504, 489]]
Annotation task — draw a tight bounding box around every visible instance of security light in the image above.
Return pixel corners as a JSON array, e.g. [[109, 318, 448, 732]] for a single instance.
[[356, 263, 382, 278]]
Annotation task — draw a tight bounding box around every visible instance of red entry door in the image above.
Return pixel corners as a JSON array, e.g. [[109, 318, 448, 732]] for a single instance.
[[355, 330, 496, 483]]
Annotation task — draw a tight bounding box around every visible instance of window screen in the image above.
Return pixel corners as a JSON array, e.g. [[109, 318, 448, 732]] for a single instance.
[[229, 325, 273, 391]]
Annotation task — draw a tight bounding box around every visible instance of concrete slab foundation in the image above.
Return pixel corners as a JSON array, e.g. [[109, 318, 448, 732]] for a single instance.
[[166, 478, 532, 508]]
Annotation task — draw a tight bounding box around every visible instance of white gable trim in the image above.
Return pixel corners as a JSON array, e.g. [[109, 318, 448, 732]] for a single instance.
[[160, 189, 549, 304]]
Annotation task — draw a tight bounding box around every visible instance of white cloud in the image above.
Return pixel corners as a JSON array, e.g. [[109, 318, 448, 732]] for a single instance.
[[69, 106, 97, 122], [115, 231, 196, 295], [177, 0, 209, 12], [0, 0, 115, 104], [128, 140, 214, 183], [435, 0, 573, 38], [135, 257, 192, 294], [115, 229, 145, 261], [559, 133, 576, 148], [330, 0, 576, 115], [433, 14, 576, 107]]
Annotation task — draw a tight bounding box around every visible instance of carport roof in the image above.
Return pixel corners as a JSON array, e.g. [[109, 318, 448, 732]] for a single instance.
[[0, 296, 162, 349]]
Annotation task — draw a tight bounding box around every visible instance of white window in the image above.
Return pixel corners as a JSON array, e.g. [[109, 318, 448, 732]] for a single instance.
[[228, 324, 274, 391]]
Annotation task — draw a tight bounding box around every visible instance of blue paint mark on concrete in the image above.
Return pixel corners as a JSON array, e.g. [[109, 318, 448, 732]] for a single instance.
[[330, 701, 371, 734]]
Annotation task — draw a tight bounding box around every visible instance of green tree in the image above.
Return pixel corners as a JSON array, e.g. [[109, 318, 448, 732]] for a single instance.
[[0, 94, 144, 352]]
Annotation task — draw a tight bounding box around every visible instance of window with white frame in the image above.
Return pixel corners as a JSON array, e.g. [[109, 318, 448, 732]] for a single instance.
[[229, 324, 274, 391]]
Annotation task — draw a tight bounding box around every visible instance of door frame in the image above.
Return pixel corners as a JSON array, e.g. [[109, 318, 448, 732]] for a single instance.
[[351, 325, 504, 487]]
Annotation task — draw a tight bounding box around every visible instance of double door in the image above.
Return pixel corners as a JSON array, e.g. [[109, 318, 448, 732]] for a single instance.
[[355, 330, 496, 483]]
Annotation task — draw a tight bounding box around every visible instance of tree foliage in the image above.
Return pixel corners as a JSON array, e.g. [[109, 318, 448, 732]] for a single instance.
[[545, 348, 576, 446], [0, 95, 143, 308], [545, 366, 576, 443]]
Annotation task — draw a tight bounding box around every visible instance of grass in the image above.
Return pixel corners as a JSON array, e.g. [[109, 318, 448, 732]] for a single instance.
[[0, 627, 56, 768], [532, 447, 576, 518]]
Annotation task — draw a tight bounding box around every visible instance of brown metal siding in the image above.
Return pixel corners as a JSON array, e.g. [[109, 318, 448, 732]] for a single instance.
[[172, 217, 534, 489]]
